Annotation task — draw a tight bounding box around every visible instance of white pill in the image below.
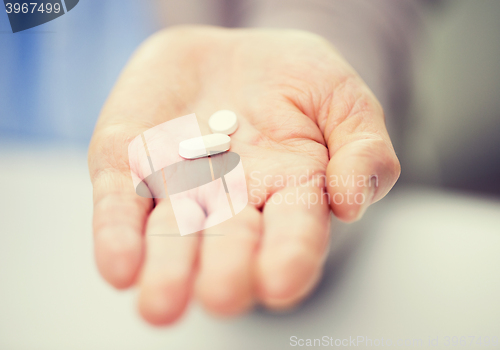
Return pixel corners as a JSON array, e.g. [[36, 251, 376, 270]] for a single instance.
[[208, 110, 239, 135], [179, 133, 231, 159]]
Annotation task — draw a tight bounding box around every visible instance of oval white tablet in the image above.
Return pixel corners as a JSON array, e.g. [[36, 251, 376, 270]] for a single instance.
[[208, 110, 239, 135], [179, 133, 231, 159]]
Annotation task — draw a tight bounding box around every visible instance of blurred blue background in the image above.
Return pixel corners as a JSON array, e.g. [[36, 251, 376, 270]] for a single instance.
[[0, 0, 158, 145]]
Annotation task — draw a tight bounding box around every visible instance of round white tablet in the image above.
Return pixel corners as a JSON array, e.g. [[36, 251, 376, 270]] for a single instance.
[[208, 110, 239, 135], [179, 133, 231, 159]]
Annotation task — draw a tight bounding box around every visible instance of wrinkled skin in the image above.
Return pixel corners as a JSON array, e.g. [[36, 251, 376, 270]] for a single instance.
[[88, 26, 400, 325]]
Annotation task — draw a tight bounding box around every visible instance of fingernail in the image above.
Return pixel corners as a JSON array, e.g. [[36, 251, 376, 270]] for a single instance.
[[356, 185, 375, 221]]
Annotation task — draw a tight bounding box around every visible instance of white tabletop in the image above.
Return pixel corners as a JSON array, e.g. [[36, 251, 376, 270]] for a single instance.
[[0, 145, 499, 349]]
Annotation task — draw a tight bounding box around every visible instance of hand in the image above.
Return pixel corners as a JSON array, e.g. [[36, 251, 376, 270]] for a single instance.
[[88, 26, 400, 325]]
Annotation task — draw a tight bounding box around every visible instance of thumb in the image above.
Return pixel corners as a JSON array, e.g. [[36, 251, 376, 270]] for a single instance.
[[321, 77, 401, 222]]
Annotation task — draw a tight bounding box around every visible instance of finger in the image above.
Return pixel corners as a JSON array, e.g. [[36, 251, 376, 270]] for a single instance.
[[321, 76, 401, 222], [138, 197, 203, 326], [195, 206, 262, 316], [92, 170, 152, 289], [257, 184, 330, 309], [89, 29, 199, 291]]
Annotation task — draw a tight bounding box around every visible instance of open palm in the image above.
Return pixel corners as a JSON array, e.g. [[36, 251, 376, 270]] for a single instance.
[[88, 26, 400, 325]]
